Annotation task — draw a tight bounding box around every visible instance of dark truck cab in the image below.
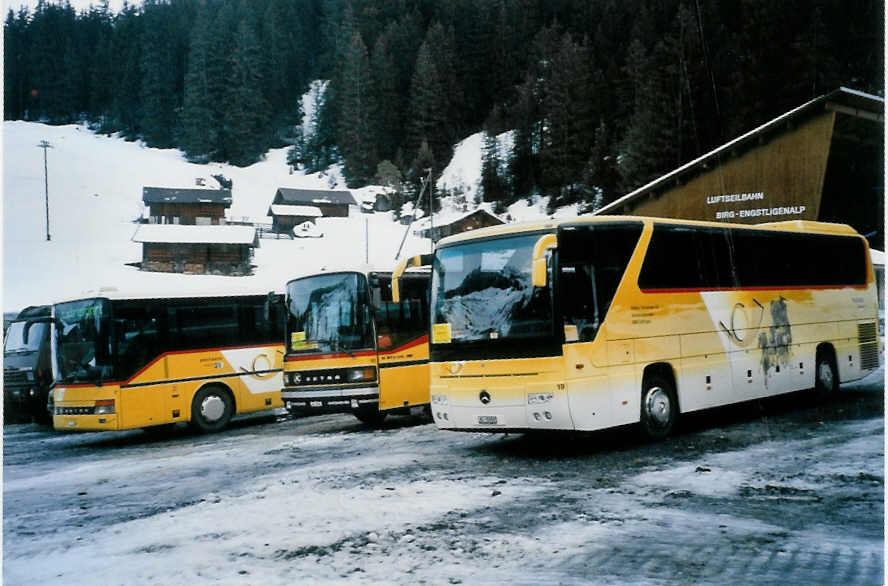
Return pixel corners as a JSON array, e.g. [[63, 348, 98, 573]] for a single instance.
[[4, 305, 53, 423]]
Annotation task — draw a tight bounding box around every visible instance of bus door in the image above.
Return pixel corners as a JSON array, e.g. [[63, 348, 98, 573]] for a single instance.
[[372, 274, 430, 411], [557, 223, 643, 430]]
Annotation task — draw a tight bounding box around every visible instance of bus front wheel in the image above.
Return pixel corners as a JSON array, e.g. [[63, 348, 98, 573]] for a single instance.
[[191, 385, 233, 433], [640, 374, 677, 440], [815, 350, 838, 398]]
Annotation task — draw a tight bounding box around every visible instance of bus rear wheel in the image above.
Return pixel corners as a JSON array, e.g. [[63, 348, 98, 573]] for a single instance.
[[640, 374, 677, 440], [354, 405, 387, 426], [191, 385, 233, 433]]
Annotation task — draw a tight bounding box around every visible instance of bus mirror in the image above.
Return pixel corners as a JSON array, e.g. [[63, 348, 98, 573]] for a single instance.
[[264, 291, 277, 322], [392, 254, 432, 303], [531, 234, 557, 288], [532, 258, 548, 288], [22, 317, 53, 345]]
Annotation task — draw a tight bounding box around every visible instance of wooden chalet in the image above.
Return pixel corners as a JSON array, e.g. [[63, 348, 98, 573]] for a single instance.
[[415, 208, 505, 242], [268, 188, 356, 235], [132, 225, 258, 276], [142, 187, 232, 225], [266, 204, 323, 235]]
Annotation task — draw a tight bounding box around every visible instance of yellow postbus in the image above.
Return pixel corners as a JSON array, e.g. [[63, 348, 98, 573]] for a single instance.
[[49, 291, 285, 433], [281, 265, 431, 424], [414, 217, 880, 438]]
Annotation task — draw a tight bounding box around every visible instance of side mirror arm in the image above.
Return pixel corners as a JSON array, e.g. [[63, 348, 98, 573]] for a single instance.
[[532, 234, 558, 288], [392, 254, 432, 303]]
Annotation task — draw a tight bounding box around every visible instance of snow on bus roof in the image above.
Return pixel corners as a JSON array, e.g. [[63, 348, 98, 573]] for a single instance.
[[132, 224, 258, 245], [54, 283, 284, 305]]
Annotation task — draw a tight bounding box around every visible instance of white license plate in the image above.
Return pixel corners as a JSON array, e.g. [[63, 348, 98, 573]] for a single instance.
[[310, 401, 323, 408], [477, 415, 499, 425]]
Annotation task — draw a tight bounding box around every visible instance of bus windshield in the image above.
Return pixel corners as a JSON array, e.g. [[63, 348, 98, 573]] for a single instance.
[[432, 234, 554, 345], [55, 298, 113, 383], [287, 273, 374, 354], [4, 321, 46, 353]]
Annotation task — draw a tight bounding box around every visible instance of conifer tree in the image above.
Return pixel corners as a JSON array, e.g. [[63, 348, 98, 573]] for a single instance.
[[223, 19, 271, 166], [140, 1, 179, 147], [369, 31, 401, 162], [337, 32, 374, 185], [180, 6, 219, 162], [406, 24, 452, 170]]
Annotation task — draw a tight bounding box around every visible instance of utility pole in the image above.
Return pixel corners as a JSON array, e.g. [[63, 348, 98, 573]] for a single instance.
[[426, 168, 434, 254], [37, 140, 52, 241]]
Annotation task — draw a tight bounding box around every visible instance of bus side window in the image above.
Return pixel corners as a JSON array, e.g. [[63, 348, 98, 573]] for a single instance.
[[561, 264, 600, 342], [559, 223, 643, 343]]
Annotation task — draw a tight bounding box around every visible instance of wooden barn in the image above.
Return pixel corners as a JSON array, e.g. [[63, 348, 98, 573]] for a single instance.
[[266, 204, 323, 235], [132, 225, 258, 276], [142, 187, 232, 225], [595, 87, 884, 244], [268, 188, 356, 233], [415, 208, 505, 242]]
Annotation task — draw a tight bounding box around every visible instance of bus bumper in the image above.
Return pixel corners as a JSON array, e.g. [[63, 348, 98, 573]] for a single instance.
[[430, 387, 573, 431], [282, 385, 379, 414], [52, 412, 119, 431]]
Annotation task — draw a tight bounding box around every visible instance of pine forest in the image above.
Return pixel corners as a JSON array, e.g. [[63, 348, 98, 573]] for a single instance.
[[4, 0, 883, 213]]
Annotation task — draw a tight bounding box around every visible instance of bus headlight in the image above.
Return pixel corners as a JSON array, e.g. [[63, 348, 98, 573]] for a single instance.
[[94, 399, 115, 415], [347, 367, 377, 382], [431, 394, 448, 405], [527, 392, 554, 405]]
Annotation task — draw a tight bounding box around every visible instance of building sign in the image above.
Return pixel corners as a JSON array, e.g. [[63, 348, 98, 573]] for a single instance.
[[707, 192, 806, 221]]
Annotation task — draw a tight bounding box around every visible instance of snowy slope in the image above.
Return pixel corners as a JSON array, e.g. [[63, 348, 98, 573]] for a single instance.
[[1, 118, 574, 313], [1, 121, 434, 311]]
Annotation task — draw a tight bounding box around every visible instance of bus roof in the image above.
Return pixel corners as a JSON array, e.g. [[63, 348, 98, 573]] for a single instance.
[[52, 285, 283, 306], [434, 215, 862, 247]]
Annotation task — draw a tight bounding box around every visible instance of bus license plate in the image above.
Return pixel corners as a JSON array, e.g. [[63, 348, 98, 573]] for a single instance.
[[477, 415, 499, 425], [310, 401, 323, 408]]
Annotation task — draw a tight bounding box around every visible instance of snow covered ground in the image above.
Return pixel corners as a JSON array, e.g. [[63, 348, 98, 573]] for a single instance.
[[2, 121, 565, 313], [3, 369, 883, 584]]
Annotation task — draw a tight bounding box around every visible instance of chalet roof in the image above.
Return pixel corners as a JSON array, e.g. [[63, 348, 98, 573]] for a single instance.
[[595, 87, 884, 216], [274, 188, 356, 206], [132, 225, 258, 247], [267, 204, 324, 217], [142, 187, 232, 206], [413, 207, 505, 230]]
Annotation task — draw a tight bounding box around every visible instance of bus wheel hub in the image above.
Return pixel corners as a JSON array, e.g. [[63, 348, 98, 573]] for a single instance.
[[201, 395, 226, 422], [646, 387, 671, 426]]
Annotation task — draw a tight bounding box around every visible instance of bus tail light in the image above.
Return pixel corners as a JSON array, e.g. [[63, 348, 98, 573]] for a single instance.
[[347, 367, 377, 382], [94, 399, 115, 415]]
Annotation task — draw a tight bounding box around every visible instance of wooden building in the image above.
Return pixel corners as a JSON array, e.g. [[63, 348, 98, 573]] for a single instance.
[[266, 204, 323, 235], [596, 88, 884, 244], [415, 208, 505, 241], [269, 188, 356, 227], [142, 187, 232, 225], [132, 225, 258, 276]]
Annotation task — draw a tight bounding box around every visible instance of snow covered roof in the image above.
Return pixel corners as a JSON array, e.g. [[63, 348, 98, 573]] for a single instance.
[[274, 188, 356, 206], [268, 204, 323, 217], [132, 224, 258, 246], [413, 206, 504, 230], [142, 187, 232, 205], [596, 87, 884, 216]]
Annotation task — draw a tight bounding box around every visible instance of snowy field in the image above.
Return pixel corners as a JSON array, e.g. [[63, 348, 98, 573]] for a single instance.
[[0, 121, 414, 311], [3, 369, 883, 585], [1, 119, 571, 314]]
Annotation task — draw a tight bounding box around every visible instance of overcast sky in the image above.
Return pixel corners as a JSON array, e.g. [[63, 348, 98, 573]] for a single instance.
[[3, 0, 131, 14]]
